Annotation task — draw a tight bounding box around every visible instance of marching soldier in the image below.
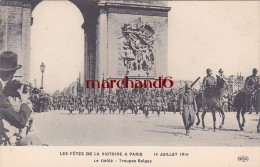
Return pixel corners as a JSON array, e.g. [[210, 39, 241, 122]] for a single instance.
[[132, 93, 141, 115], [100, 94, 108, 114], [155, 91, 163, 117], [87, 93, 95, 114], [78, 95, 85, 114], [162, 92, 168, 114], [110, 93, 118, 114], [143, 91, 151, 118], [151, 93, 156, 114], [179, 84, 198, 136], [67, 95, 74, 114], [122, 92, 129, 115], [118, 90, 124, 114]]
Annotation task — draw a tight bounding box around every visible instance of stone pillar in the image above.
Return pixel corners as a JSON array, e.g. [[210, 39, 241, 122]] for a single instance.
[[0, 0, 31, 83], [82, 16, 98, 94], [97, 1, 171, 81]]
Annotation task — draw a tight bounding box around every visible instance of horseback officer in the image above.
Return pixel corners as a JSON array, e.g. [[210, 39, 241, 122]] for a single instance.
[[155, 91, 163, 117], [203, 68, 216, 92], [179, 83, 198, 136], [216, 69, 227, 106], [244, 68, 259, 114]]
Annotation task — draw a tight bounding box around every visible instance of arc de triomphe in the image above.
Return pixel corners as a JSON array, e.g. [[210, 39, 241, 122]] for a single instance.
[[0, 0, 171, 90]]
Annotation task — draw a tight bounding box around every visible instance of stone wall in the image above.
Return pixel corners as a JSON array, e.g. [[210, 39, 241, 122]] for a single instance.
[[0, 0, 170, 89], [97, 2, 170, 81], [0, 1, 31, 82]]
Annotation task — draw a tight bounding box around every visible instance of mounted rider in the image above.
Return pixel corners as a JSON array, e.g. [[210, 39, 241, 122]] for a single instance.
[[244, 68, 259, 94], [244, 68, 259, 113], [216, 69, 227, 103], [202, 68, 216, 97]]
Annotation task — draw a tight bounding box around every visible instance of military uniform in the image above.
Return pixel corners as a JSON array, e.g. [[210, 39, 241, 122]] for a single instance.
[[179, 86, 197, 135], [143, 93, 151, 118], [244, 71, 259, 114], [100, 95, 108, 114], [155, 94, 163, 116], [244, 75, 259, 94], [87, 94, 94, 114]]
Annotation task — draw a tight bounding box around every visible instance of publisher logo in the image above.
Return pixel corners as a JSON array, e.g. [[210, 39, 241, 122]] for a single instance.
[[237, 155, 249, 162]]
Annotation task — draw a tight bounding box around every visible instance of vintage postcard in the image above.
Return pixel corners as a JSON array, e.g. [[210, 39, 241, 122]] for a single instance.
[[0, 0, 259, 167]]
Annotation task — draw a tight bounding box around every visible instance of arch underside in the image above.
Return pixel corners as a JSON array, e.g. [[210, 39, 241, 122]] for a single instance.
[[31, 0, 98, 21]]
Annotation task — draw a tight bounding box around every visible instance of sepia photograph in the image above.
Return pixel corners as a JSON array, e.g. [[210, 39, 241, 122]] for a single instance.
[[0, 0, 259, 166]]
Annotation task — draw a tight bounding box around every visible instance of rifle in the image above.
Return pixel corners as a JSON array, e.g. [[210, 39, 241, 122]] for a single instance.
[[191, 77, 200, 88]]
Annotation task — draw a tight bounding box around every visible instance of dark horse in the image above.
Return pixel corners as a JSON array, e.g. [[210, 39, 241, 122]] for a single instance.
[[195, 84, 225, 131], [233, 89, 260, 131]]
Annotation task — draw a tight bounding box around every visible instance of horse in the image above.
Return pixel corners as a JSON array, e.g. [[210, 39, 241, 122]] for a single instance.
[[233, 89, 260, 131], [195, 84, 225, 131]]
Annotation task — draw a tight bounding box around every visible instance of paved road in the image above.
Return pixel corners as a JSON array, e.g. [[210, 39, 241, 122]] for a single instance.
[[30, 110, 260, 146]]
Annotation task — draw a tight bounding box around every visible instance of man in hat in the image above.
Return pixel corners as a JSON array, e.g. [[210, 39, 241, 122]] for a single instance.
[[202, 68, 216, 98], [203, 68, 216, 90], [244, 68, 259, 114], [179, 83, 197, 136], [216, 69, 227, 103], [244, 68, 259, 94], [0, 51, 32, 144]]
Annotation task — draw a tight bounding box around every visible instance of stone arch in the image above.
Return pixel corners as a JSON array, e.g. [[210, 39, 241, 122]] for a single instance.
[[0, 0, 171, 94]]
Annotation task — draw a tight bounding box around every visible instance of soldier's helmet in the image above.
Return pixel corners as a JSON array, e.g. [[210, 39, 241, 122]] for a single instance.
[[206, 68, 212, 73], [218, 69, 224, 73], [185, 83, 191, 91], [253, 68, 258, 73]]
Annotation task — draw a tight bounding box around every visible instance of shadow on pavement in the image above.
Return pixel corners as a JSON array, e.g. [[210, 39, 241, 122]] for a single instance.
[[144, 130, 186, 136]]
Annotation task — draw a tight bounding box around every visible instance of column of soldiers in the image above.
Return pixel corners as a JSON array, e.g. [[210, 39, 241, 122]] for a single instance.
[[47, 68, 259, 135], [50, 87, 181, 117], [48, 69, 259, 115]]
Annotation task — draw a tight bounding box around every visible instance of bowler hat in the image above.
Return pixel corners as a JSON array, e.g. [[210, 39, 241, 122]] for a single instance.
[[0, 51, 22, 71], [206, 68, 212, 73]]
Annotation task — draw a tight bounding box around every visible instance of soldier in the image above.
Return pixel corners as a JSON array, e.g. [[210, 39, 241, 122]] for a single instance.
[[132, 93, 141, 115], [162, 92, 168, 114], [172, 92, 179, 114], [216, 69, 227, 91], [122, 92, 129, 115], [216, 69, 227, 109], [143, 91, 151, 118], [87, 92, 95, 114], [203, 68, 216, 92], [100, 94, 108, 114], [110, 93, 118, 114], [179, 84, 198, 136], [151, 93, 156, 114], [244, 68, 259, 114], [67, 95, 74, 114], [118, 90, 124, 114], [155, 91, 163, 117], [78, 95, 85, 114]]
